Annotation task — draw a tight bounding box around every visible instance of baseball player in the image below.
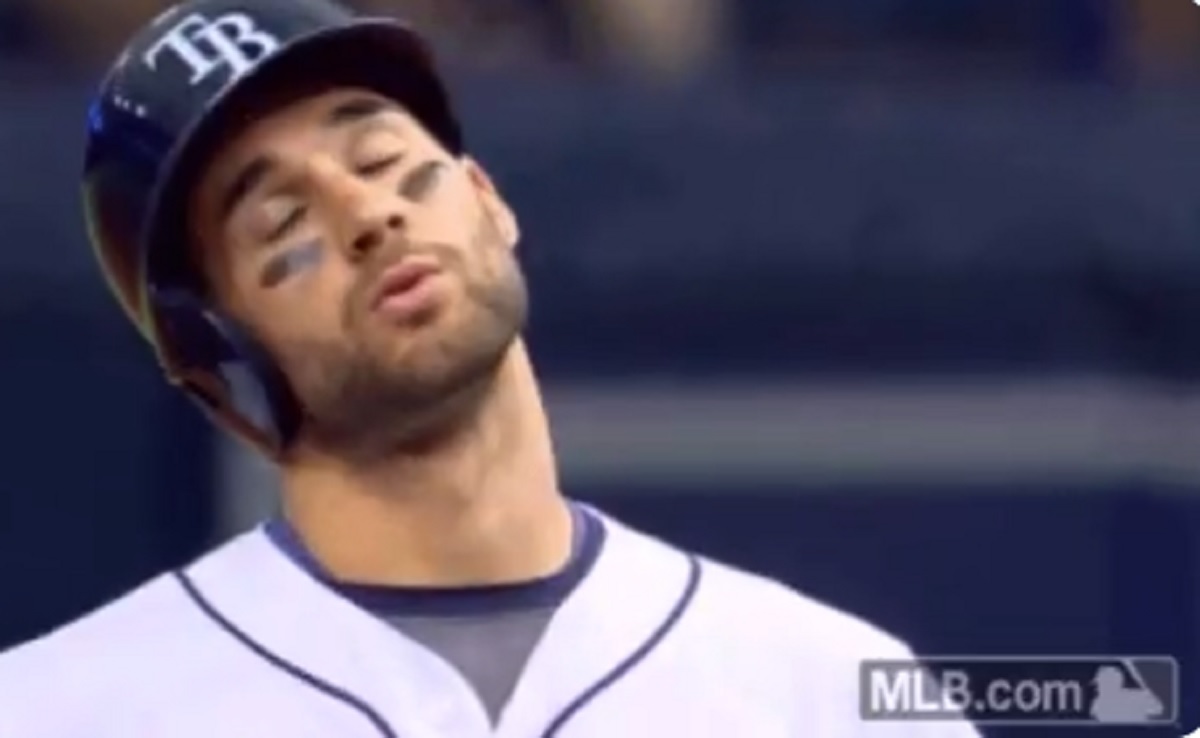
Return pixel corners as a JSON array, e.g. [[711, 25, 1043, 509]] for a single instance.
[[0, 1, 980, 736]]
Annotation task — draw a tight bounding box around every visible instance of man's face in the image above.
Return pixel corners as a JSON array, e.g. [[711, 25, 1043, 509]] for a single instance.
[[189, 87, 527, 455]]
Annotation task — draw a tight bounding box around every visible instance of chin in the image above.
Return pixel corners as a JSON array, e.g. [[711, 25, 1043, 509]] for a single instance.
[[375, 312, 512, 384], [293, 323, 518, 456], [365, 276, 525, 392]]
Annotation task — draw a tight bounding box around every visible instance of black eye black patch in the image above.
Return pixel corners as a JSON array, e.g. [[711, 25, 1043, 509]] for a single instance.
[[399, 161, 446, 202], [259, 239, 323, 288]]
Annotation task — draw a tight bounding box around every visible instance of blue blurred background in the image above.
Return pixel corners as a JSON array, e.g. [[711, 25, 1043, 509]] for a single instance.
[[1, 0, 1199, 733]]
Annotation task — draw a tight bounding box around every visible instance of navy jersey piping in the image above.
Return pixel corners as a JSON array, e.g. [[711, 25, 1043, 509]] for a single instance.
[[538, 553, 704, 738], [173, 569, 398, 738], [172, 549, 702, 738]]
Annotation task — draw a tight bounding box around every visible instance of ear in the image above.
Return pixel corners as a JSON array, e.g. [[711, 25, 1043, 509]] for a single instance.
[[463, 157, 520, 250]]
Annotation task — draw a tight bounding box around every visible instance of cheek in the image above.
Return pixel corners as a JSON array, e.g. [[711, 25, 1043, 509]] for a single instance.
[[258, 241, 324, 288], [232, 259, 350, 342], [421, 171, 484, 239]]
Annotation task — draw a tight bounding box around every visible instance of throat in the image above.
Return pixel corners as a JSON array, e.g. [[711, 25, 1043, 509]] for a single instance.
[[280, 486, 574, 587]]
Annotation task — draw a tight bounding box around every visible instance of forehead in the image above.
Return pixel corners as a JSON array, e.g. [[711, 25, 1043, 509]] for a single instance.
[[206, 87, 421, 171]]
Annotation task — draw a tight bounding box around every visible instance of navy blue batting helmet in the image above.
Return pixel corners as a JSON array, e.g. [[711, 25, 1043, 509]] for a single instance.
[[83, 0, 464, 456]]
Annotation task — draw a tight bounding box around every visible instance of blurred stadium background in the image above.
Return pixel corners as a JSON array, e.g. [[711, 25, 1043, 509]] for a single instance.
[[0, 0, 1199, 733]]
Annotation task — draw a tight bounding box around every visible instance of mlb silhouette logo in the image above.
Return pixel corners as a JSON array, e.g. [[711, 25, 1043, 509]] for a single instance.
[[1088, 663, 1167, 724]]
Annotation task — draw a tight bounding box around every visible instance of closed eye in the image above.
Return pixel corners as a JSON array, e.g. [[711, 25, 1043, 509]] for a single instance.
[[266, 206, 306, 242], [399, 161, 446, 202], [358, 154, 403, 177]]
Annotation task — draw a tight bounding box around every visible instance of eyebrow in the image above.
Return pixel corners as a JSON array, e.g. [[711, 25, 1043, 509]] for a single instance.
[[323, 96, 390, 128], [219, 155, 275, 223], [218, 98, 391, 222]]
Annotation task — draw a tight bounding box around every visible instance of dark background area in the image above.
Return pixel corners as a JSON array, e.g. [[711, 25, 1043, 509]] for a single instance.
[[1, 0, 1199, 734]]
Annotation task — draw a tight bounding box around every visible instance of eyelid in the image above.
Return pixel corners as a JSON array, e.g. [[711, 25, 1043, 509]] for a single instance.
[[357, 152, 404, 175], [265, 206, 305, 242], [352, 125, 407, 164], [239, 176, 302, 240]]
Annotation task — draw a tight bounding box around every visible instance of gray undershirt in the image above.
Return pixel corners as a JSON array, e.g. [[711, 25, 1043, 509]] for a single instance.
[[386, 605, 558, 723], [379, 506, 595, 723], [268, 506, 598, 725]]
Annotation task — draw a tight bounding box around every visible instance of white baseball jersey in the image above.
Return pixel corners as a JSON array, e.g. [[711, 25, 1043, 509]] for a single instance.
[[0, 510, 979, 738]]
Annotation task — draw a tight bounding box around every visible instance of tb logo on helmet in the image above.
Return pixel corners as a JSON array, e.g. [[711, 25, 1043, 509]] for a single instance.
[[143, 12, 280, 85]]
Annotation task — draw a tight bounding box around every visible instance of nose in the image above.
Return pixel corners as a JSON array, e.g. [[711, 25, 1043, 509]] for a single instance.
[[309, 159, 407, 259], [347, 207, 405, 259]]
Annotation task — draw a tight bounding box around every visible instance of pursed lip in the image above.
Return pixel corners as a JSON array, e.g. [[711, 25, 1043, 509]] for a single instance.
[[369, 257, 443, 311]]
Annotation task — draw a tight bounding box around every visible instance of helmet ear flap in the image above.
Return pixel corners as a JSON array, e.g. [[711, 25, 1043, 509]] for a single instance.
[[152, 289, 303, 453]]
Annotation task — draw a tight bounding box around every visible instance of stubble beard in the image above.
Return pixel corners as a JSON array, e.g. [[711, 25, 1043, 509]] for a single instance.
[[287, 222, 528, 462]]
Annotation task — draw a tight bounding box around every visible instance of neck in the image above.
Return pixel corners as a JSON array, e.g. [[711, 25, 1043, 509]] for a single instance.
[[278, 342, 571, 587]]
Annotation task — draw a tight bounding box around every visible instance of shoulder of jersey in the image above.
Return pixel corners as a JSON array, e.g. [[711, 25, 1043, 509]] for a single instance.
[[689, 550, 953, 732], [0, 539, 245, 734], [598, 511, 940, 731], [598, 507, 915, 663], [696, 550, 915, 663]]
